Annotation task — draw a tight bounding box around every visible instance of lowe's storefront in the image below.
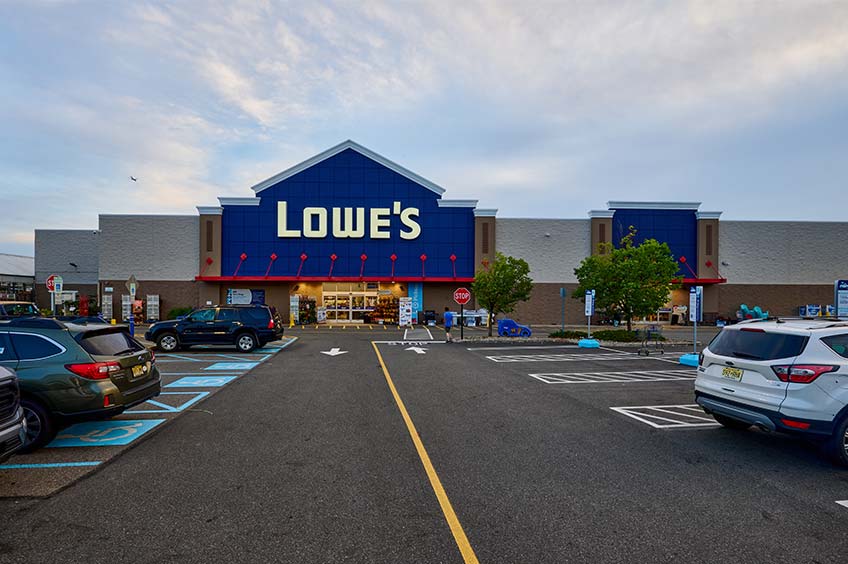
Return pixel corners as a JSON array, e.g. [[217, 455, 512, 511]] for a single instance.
[[195, 140, 495, 324]]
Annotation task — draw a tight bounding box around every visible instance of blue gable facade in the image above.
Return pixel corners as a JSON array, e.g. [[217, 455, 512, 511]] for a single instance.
[[611, 207, 697, 275], [219, 146, 476, 281]]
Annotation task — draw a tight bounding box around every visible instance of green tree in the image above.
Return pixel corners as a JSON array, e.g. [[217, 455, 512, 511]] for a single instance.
[[573, 228, 680, 331], [472, 253, 534, 336]]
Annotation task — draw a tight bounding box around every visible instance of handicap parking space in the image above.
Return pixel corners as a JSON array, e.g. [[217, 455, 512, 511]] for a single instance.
[[0, 336, 297, 498]]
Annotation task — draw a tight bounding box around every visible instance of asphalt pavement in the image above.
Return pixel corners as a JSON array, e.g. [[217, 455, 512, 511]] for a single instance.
[[1, 329, 846, 563]]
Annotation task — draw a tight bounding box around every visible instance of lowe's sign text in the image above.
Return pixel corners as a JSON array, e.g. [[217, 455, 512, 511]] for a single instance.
[[277, 201, 421, 240]]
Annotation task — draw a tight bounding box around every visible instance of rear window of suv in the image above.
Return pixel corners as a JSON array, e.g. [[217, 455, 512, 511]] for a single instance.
[[78, 330, 144, 356], [708, 328, 808, 361], [240, 308, 271, 324], [822, 334, 848, 359]]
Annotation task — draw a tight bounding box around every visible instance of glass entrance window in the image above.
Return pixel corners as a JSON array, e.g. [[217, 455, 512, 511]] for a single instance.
[[322, 282, 380, 323]]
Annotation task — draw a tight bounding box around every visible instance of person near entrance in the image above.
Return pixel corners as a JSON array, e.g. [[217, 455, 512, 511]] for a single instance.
[[444, 306, 454, 343]]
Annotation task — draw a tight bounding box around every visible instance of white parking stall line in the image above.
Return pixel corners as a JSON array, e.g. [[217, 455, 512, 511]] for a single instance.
[[154, 354, 203, 362], [599, 346, 682, 365], [836, 500, 848, 509], [610, 404, 720, 429], [527, 369, 696, 384], [158, 372, 244, 376], [486, 353, 638, 363], [426, 327, 433, 340]]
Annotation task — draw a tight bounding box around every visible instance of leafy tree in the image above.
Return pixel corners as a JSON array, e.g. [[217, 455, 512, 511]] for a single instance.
[[573, 228, 680, 331], [472, 253, 534, 336]]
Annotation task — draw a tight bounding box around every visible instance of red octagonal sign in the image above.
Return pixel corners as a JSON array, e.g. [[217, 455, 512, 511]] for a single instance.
[[453, 287, 471, 306]]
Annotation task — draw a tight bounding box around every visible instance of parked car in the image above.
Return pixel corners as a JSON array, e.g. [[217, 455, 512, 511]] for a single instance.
[[0, 317, 160, 451], [695, 318, 848, 466], [0, 366, 26, 463], [0, 301, 41, 318], [145, 304, 283, 353]]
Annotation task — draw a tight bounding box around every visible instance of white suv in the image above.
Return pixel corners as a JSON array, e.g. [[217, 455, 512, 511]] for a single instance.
[[695, 318, 848, 466]]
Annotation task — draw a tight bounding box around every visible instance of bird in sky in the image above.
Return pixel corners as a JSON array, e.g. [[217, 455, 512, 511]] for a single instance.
[[130, 176, 138, 182]]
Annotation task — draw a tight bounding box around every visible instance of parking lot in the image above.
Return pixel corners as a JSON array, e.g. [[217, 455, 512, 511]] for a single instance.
[[1, 330, 848, 563], [0, 337, 297, 498]]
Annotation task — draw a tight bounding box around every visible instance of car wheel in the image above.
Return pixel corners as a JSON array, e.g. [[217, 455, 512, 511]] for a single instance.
[[236, 332, 257, 352], [713, 414, 751, 431], [19, 399, 56, 453], [520, 329, 531, 337], [826, 415, 848, 467], [156, 332, 179, 352]]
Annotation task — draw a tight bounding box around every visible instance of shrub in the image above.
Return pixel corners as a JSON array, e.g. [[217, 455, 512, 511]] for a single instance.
[[548, 329, 665, 342], [167, 306, 194, 320]]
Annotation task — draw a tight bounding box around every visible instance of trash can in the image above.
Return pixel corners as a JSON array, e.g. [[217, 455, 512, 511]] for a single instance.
[[424, 310, 436, 326], [671, 313, 680, 325]]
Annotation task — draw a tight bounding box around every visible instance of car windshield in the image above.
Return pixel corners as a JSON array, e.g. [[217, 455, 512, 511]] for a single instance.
[[1, 303, 39, 316], [78, 329, 144, 356], [708, 328, 808, 361]]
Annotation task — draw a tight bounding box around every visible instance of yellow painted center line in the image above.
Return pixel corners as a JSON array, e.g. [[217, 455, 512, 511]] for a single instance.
[[371, 343, 479, 564]]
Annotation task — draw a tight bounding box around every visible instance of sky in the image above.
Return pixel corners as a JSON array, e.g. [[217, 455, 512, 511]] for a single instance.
[[1, 0, 847, 256]]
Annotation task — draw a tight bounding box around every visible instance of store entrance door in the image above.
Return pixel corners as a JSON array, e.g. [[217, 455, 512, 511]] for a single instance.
[[322, 283, 378, 322]]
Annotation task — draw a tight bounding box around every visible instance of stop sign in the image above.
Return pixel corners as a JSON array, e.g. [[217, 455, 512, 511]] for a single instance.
[[46, 274, 62, 292], [453, 287, 471, 305]]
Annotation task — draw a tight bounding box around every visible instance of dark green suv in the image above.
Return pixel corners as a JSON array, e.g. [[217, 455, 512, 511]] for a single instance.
[[0, 318, 161, 451]]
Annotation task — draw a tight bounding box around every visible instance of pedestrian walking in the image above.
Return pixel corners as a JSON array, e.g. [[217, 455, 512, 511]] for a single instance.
[[444, 306, 454, 343]]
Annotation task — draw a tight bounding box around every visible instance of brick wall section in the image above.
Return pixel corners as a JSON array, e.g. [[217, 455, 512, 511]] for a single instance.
[[718, 284, 834, 318], [506, 283, 585, 326], [496, 219, 589, 283], [98, 215, 199, 281], [34, 229, 99, 286], [720, 221, 848, 284], [100, 280, 198, 321]]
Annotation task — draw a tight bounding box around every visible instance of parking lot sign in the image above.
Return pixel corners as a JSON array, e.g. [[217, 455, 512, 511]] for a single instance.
[[836, 280, 848, 317], [689, 286, 703, 323]]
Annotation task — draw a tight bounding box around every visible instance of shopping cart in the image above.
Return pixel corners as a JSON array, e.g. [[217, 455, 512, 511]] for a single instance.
[[636, 325, 664, 356]]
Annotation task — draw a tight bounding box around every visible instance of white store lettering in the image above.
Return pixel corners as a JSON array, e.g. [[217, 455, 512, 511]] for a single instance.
[[277, 201, 421, 239]]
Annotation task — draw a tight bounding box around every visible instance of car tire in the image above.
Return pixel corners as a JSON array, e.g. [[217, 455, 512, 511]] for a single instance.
[[713, 414, 751, 431], [826, 415, 848, 468], [235, 332, 257, 353], [19, 399, 56, 453], [156, 332, 179, 352]]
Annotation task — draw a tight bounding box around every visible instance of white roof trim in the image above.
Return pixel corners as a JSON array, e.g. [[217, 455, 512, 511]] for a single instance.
[[197, 206, 224, 215], [474, 208, 498, 217], [250, 140, 447, 196], [607, 201, 702, 210], [696, 211, 722, 220], [588, 210, 615, 218], [437, 199, 478, 208], [218, 197, 261, 207]]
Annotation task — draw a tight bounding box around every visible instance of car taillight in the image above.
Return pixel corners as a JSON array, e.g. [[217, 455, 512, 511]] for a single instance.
[[268, 319, 275, 329], [150, 351, 155, 363], [771, 364, 838, 383], [740, 327, 765, 332], [65, 361, 121, 380]]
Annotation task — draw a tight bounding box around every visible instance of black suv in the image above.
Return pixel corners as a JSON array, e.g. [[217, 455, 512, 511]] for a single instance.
[[145, 305, 283, 353]]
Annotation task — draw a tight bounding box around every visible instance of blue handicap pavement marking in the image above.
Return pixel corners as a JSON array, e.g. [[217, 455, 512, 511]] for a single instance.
[[129, 391, 210, 413], [204, 362, 258, 371], [49, 419, 166, 448], [165, 376, 238, 388]]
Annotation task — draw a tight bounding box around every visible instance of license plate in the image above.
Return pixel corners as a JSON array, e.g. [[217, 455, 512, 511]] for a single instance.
[[132, 364, 145, 378], [721, 367, 743, 381]]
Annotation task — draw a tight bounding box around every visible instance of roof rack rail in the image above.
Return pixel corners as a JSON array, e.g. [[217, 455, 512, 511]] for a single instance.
[[0, 317, 66, 329]]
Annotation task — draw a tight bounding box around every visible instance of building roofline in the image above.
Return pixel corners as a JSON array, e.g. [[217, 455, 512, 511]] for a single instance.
[[218, 197, 261, 207], [437, 199, 478, 208], [607, 201, 702, 211], [250, 139, 447, 196]]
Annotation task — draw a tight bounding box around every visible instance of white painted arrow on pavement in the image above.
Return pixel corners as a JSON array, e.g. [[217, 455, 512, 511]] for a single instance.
[[405, 346, 428, 354], [320, 348, 348, 357]]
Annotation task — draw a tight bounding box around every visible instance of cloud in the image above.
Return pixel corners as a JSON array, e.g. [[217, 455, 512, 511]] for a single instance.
[[2, 0, 848, 259]]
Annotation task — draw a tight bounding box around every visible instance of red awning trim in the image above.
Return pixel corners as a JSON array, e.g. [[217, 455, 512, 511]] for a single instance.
[[195, 275, 475, 283], [681, 278, 727, 284]]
